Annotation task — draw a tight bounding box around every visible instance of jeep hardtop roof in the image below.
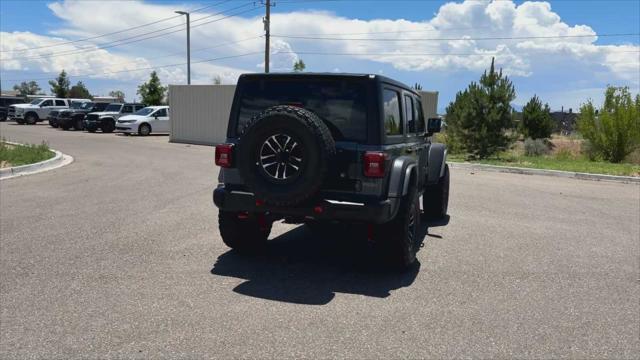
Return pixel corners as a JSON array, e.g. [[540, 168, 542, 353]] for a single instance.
[[238, 72, 419, 96]]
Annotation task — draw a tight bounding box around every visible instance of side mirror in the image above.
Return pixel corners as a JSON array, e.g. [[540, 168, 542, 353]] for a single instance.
[[427, 117, 442, 135]]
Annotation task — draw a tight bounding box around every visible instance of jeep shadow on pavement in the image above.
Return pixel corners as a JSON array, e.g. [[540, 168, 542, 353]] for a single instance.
[[213, 73, 450, 271]]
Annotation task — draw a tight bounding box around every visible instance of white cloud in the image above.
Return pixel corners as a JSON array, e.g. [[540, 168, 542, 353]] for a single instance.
[[0, 0, 637, 106]]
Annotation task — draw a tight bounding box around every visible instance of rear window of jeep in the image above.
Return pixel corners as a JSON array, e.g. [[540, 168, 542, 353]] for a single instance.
[[237, 79, 368, 141]]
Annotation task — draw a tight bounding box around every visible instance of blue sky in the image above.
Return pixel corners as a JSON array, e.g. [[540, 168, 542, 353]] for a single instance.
[[1, 0, 639, 112]]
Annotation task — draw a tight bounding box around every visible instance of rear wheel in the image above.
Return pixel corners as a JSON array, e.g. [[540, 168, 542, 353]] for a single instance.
[[74, 118, 84, 131], [373, 186, 420, 270], [423, 164, 450, 220], [219, 211, 271, 252]]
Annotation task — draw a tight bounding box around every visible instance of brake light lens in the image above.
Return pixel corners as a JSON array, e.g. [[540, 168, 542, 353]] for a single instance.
[[363, 152, 386, 178], [215, 144, 234, 168]]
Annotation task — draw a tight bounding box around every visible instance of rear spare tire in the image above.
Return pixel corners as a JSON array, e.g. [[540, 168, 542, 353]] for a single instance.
[[236, 105, 336, 206]]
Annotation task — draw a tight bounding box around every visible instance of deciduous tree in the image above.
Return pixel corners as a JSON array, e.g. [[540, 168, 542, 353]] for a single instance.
[[13, 81, 41, 97], [578, 86, 640, 163], [137, 71, 166, 106], [68, 81, 92, 99]]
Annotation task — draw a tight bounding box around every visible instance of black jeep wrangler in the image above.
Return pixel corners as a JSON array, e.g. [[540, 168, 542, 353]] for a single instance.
[[57, 101, 109, 130], [213, 73, 449, 269]]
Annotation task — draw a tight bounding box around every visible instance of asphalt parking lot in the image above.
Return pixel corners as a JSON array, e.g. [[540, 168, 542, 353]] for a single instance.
[[1, 122, 639, 358]]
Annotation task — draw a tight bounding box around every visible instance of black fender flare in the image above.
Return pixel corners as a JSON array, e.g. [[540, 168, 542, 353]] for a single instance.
[[427, 143, 447, 185], [386, 156, 418, 220], [387, 156, 418, 198]]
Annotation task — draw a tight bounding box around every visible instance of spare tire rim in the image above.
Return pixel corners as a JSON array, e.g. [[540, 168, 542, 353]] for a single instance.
[[259, 133, 303, 182]]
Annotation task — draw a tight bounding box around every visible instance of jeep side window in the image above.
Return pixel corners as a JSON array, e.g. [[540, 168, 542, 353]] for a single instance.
[[383, 89, 402, 136], [404, 95, 416, 134], [55, 100, 66, 106], [414, 98, 425, 133]]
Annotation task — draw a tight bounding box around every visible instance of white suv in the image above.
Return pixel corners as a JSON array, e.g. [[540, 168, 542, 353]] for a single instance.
[[10, 98, 89, 125]]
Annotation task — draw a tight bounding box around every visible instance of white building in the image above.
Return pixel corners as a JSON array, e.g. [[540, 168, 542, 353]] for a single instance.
[[169, 85, 438, 146]]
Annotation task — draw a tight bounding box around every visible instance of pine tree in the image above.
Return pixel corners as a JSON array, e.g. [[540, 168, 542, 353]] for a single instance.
[[293, 59, 306, 72], [48, 70, 70, 98], [520, 95, 554, 139], [445, 58, 516, 159], [137, 71, 166, 105]]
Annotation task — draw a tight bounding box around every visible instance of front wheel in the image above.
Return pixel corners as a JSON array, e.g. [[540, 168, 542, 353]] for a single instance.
[[423, 164, 450, 220], [219, 211, 272, 252], [25, 113, 38, 125], [101, 119, 115, 133], [16, 118, 25, 125], [138, 123, 151, 136]]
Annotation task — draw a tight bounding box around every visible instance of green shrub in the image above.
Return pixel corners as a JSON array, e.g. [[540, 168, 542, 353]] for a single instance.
[[554, 148, 575, 161], [577, 86, 640, 163], [524, 138, 550, 156], [0, 141, 53, 166]]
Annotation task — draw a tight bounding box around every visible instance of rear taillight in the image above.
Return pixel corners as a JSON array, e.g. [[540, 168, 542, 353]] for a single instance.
[[215, 144, 234, 168], [363, 152, 386, 178]]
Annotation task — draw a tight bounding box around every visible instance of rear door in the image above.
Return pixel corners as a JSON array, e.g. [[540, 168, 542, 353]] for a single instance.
[[408, 95, 428, 189], [151, 108, 169, 132]]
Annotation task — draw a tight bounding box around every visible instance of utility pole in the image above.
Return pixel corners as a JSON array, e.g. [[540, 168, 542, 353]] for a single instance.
[[263, 0, 271, 73], [175, 11, 191, 84]]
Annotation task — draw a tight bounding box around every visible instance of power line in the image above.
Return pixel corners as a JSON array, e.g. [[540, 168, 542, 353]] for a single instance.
[[271, 33, 640, 41], [1, 51, 263, 82], [0, 0, 235, 54], [1, 36, 264, 77], [1, 2, 260, 61]]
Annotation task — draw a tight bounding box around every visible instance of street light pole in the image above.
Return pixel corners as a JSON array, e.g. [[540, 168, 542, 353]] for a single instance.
[[264, 0, 270, 73], [175, 11, 191, 85]]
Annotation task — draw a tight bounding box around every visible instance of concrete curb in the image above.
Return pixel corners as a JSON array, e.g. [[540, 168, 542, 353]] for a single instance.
[[0, 141, 74, 180], [450, 162, 640, 184]]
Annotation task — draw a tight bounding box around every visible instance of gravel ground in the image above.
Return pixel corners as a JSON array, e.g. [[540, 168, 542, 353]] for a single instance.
[[1, 122, 639, 359]]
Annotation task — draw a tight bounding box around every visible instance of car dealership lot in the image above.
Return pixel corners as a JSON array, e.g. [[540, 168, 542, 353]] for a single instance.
[[1, 122, 638, 358]]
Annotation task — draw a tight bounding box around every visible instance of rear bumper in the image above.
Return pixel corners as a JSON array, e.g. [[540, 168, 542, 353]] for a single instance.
[[213, 186, 397, 224]]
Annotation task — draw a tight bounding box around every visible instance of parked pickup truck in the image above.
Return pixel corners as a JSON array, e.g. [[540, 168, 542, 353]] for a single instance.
[[84, 103, 145, 133], [212, 73, 449, 270], [10, 98, 88, 125], [1, 96, 25, 121]]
